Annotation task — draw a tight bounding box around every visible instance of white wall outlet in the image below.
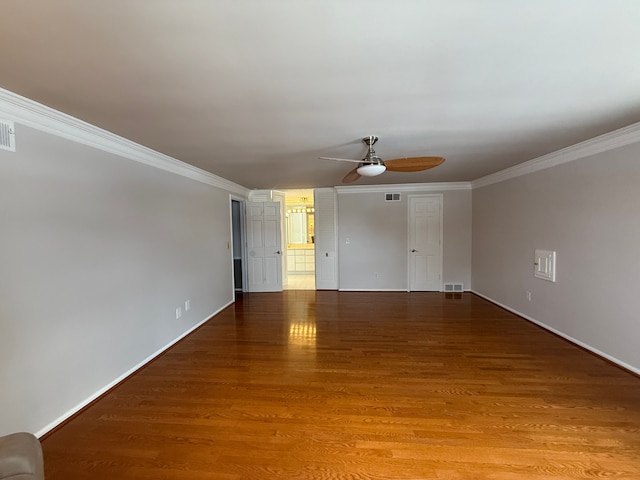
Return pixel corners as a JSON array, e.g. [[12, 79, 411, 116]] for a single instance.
[[176, 306, 182, 319], [374, 272, 380, 278], [345, 237, 351, 245], [185, 299, 191, 311], [526, 291, 532, 301]]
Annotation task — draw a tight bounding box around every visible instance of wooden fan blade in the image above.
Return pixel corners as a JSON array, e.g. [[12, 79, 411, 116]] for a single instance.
[[384, 156, 445, 172], [342, 167, 361, 183]]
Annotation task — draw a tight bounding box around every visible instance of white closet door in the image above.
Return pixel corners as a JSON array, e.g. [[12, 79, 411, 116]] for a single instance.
[[408, 195, 442, 291], [246, 201, 283, 292]]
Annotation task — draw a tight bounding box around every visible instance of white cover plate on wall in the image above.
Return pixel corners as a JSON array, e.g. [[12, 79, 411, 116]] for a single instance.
[[534, 249, 556, 282], [0, 119, 16, 151]]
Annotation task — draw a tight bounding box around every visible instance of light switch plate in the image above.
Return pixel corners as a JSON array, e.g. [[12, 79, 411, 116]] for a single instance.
[[534, 249, 556, 282]]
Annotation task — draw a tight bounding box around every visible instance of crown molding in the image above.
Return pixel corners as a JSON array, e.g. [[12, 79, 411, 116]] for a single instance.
[[472, 121, 640, 189], [0, 88, 250, 196], [335, 181, 471, 194]]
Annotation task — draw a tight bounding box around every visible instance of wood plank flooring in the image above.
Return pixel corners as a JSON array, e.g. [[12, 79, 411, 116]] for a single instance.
[[42, 292, 640, 479]]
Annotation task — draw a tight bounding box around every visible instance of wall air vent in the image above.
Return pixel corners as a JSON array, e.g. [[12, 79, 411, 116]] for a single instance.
[[0, 120, 16, 152], [444, 283, 464, 292], [385, 193, 401, 202]]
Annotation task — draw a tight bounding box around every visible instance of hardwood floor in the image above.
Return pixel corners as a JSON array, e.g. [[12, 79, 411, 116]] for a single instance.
[[42, 292, 640, 479], [284, 274, 316, 290]]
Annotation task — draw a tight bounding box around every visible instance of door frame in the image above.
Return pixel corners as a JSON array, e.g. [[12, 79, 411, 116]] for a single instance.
[[229, 195, 248, 294], [270, 190, 287, 289], [407, 194, 443, 292]]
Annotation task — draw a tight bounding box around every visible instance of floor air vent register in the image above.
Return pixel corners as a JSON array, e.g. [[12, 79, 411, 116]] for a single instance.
[[443, 283, 464, 292]]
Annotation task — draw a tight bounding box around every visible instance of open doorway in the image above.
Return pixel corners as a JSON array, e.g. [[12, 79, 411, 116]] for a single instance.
[[283, 189, 315, 290], [230, 199, 245, 297]]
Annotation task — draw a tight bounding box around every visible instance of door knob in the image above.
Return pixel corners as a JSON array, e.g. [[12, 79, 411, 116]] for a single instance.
[[275, 250, 281, 255], [411, 249, 418, 252]]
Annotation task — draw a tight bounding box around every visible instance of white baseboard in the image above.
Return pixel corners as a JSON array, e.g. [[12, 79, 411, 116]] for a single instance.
[[471, 290, 640, 376], [35, 300, 233, 438], [338, 288, 408, 292], [336, 289, 469, 292]]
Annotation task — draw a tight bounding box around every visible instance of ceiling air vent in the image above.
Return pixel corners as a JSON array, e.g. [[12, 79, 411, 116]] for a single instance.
[[385, 193, 401, 202], [0, 120, 16, 152]]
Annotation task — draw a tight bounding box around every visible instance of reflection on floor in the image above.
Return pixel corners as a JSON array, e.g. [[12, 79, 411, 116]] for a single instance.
[[284, 274, 315, 290]]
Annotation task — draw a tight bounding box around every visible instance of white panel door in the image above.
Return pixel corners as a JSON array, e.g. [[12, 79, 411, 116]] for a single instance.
[[246, 201, 283, 292], [314, 188, 338, 290], [408, 195, 442, 291]]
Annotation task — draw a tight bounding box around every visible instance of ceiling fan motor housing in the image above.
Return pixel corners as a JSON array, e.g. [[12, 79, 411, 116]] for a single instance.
[[358, 136, 386, 175], [362, 135, 384, 166]]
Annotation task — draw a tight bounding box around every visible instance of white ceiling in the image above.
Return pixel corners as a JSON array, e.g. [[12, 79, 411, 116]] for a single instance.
[[2, 1, 640, 189]]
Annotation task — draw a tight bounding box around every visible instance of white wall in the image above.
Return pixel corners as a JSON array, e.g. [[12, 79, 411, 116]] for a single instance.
[[472, 141, 640, 373], [0, 124, 238, 436], [337, 188, 472, 290]]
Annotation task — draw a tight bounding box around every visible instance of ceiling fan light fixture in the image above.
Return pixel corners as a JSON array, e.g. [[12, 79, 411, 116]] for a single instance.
[[321, 135, 444, 183], [357, 163, 386, 176]]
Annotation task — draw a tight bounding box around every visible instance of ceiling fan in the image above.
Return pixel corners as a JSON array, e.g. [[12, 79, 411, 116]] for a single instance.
[[320, 136, 445, 183]]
